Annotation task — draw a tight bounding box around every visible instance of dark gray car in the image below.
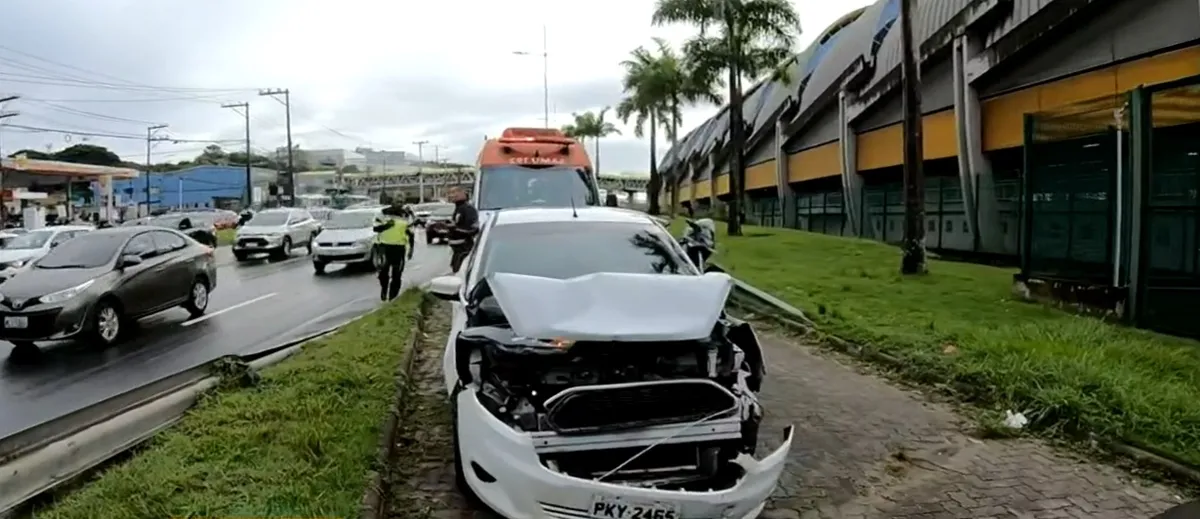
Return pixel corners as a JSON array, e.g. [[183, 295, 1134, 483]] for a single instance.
[[0, 227, 218, 354]]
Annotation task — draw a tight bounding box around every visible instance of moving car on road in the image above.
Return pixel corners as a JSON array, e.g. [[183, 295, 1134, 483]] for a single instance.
[[311, 207, 385, 275], [0, 227, 217, 355], [427, 207, 789, 519], [0, 225, 94, 284], [134, 213, 220, 247], [422, 203, 455, 244], [410, 202, 446, 227], [232, 208, 321, 262]]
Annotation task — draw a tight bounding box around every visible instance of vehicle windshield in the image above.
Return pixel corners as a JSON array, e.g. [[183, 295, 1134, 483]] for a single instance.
[[477, 222, 691, 280], [412, 204, 442, 213], [477, 165, 597, 210], [429, 204, 455, 217], [324, 211, 377, 230], [246, 212, 288, 226], [36, 233, 125, 269], [5, 230, 54, 250]]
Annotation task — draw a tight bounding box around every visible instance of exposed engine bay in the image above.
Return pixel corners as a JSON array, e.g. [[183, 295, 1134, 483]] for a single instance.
[[455, 278, 768, 490]]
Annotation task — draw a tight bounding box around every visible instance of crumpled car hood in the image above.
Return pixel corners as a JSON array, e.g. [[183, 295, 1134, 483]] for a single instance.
[[488, 271, 733, 342]]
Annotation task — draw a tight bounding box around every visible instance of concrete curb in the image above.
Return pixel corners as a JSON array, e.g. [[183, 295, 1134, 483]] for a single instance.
[[360, 294, 430, 519], [715, 262, 1200, 487], [0, 302, 390, 515]]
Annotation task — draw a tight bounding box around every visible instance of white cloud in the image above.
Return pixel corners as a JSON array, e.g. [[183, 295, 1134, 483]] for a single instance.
[[0, 0, 874, 173]]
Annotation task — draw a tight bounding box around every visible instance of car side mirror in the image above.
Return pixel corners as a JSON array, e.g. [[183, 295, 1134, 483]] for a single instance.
[[428, 275, 462, 301], [118, 254, 143, 268]]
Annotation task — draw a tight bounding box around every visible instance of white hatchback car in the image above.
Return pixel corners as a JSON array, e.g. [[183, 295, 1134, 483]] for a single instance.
[[427, 207, 792, 519]]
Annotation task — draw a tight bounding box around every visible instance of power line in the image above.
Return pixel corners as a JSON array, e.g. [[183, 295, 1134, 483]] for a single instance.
[[24, 99, 165, 126], [0, 45, 259, 93], [0, 123, 237, 143]]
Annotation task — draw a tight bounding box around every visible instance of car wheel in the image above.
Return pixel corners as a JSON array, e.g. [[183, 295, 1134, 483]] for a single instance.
[[270, 238, 292, 261], [183, 278, 209, 317], [233, 251, 249, 262], [313, 261, 326, 275], [426, 234, 434, 245], [10, 341, 39, 357], [90, 299, 123, 347]]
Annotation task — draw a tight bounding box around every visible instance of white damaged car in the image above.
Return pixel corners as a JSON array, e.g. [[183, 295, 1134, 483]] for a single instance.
[[427, 207, 792, 519]]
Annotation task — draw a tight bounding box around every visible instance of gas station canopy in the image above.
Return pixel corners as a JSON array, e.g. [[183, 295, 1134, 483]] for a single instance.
[[0, 156, 139, 179]]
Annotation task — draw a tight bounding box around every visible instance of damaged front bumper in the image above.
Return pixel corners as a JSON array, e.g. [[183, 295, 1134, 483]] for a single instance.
[[457, 390, 793, 519]]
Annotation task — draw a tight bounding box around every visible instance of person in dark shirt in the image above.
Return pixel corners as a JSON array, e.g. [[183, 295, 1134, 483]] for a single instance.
[[446, 187, 479, 274]]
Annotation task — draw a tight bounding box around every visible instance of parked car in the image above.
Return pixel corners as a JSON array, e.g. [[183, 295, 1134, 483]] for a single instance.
[[0, 227, 217, 354], [0, 225, 94, 284], [311, 207, 385, 275], [426, 207, 788, 519], [232, 208, 322, 262], [423, 203, 456, 244]]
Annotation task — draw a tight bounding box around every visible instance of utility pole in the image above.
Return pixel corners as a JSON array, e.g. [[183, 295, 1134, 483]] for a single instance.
[[431, 144, 443, 165], [145, 124, 168, 216], [0, 95, 19, 224], [413, 140, 428, 203], [512, 25, 549, 128], [221, 102, 252, 209], [258, 89, 293, 206], [899, 0, 927, 274]]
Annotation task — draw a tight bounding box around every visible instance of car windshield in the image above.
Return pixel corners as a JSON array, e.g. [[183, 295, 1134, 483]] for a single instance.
[[430, 204, 455, 216], [324, 211, 377, 229], [36, 233, 125, 269], [413, 204, 442, 213], [5, 230, 54, 250], [247, 212, 288, 226], [477, 165, 598, 210], [477, 222, 691, 280]]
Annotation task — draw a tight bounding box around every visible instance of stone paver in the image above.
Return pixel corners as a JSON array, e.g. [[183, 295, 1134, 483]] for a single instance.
[[388, 304, 1185, 518]]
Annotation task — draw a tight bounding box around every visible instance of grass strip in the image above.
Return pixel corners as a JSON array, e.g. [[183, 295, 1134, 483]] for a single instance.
[[674, 220, 1200, 468], [33, 291, 425, 519]]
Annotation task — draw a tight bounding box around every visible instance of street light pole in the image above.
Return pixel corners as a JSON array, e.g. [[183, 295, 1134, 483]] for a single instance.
[[145, 124, 168, 216], [221, 102, 252, 209], [413, 140, 429, 203], [258, 89, 293, 206], [513, 24, 550, 128]]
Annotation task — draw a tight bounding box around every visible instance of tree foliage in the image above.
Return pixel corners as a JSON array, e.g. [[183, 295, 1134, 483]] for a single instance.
[[652, 0, 801, 233], [618, 36, 721, 216], [562, 107, 621, 176]]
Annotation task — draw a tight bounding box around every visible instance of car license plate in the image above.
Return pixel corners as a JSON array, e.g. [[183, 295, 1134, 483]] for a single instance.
[[4, 316, 28, 329], [590, 496, 679, 519]]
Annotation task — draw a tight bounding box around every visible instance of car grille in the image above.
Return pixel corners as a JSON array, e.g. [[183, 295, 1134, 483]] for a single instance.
[[544, 380, 739, 434], [238, 238, 268, 247], [0, 309, 63, 339]]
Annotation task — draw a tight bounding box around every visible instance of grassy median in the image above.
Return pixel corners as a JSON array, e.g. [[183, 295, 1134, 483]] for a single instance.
[[677, 221, 1200, 467], [34, 291, 426, 519]]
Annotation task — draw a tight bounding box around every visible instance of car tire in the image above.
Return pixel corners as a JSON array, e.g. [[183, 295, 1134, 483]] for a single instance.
[[313, 261, 326, 275], [270, 238, 291, 261], [233, 251, 249, 262], [89, 299, 123, 347], [426, 234, 434, 245], [10, 341, 39, 357], [183, 278, 209, 317]]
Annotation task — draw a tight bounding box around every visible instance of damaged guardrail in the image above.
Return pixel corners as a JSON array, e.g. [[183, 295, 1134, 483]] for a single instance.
[[0, 325, 341, 516]]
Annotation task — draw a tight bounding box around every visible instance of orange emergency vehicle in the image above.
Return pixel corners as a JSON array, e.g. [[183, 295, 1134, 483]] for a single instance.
[[474, 127, 601, 210]]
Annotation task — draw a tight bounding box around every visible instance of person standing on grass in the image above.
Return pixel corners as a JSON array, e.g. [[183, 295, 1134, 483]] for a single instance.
[[446, 186, 479, 274], [373, 204, 415, 301]]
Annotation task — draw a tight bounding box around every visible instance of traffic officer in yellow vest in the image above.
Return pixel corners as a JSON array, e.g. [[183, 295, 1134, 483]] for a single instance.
[[373, 204, 415, 301]]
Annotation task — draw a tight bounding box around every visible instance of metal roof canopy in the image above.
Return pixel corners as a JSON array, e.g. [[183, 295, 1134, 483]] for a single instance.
[[0, 157, 139, 180]]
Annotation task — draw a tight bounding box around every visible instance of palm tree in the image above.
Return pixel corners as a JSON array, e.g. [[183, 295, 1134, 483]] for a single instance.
[[561, 107, 621, 175], [652, 0, 800, 235]]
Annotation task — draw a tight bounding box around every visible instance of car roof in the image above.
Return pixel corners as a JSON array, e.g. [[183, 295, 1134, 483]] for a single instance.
[[81, 226, 164, 238], [31, 225, 95, 232], [340, 207, 382, 214], [491, 207, 659, 227]]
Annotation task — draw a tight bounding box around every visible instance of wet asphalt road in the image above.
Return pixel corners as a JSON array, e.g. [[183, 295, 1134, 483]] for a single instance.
[[0, 237, 451, 441]]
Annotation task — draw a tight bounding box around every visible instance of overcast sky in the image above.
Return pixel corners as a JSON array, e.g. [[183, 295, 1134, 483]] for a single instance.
[[0, 0, 872, 174]]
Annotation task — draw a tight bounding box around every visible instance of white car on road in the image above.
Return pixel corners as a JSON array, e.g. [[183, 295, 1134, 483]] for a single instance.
[[232, 208, 322, 262], [0, 225, 94, 282], [427, 207, 791, 519], [311, 207, 385, 274]]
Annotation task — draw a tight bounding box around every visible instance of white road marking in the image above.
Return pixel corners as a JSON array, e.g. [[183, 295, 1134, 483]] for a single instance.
[[182, 292, 277, 327]]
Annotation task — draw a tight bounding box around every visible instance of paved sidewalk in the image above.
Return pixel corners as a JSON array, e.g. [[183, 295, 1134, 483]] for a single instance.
[[754, 334, 1184, 519]]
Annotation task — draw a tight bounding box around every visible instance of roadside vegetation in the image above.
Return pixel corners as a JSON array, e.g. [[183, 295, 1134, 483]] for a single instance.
[[679, 221, 1200, 468], [33, 292, 425, 519]]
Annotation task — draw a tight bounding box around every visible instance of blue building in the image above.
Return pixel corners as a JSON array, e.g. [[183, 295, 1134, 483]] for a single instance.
[[104, 165, 278, 212]]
